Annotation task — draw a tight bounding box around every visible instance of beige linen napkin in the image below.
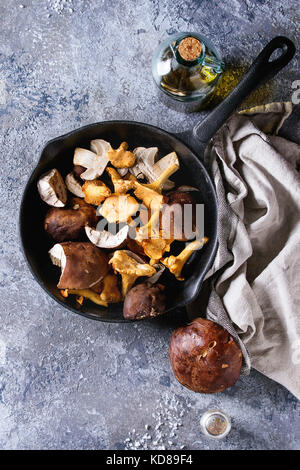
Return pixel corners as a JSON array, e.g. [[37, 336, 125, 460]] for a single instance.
[[190, 102, 300, 399]]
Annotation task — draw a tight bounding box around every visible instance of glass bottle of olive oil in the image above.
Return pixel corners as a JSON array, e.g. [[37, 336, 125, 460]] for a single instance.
[[152, 33, 225, 103]]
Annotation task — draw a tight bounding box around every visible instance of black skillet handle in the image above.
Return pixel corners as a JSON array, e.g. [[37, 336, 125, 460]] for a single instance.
[[193, 36, 296, 144]]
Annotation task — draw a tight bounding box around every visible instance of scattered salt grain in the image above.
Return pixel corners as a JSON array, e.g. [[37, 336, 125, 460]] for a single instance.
[[124, 393, 190, 450], [47, 0, 74, 15]]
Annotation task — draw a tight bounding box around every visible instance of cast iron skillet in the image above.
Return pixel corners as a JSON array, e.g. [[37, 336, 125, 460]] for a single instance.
[[20, 37, 295, 322]]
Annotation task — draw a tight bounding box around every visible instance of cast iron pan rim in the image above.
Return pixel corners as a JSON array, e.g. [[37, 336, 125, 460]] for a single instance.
[[19, 119, 218, 323]]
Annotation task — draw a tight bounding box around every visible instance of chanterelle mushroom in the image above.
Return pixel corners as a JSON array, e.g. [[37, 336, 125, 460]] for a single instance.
[[73, 139, 111, 180], [162, 237, 208, 280], [109, 250, 156, 296], [106, 167, 134, 194], [64, 272, 122, 306], [133, 163, 179, 211], [99, 194, 139, 223], [85, 224, 129, 249], [135, 210, 172, 263], [65, 289, 108, 307], [130, 149, 178, 190], [142, 163, 179, 193], [106, 142, 136, 168], [37, 168, 67, 207], [99, 273, 122, 303], [82, 180, 111, 205]]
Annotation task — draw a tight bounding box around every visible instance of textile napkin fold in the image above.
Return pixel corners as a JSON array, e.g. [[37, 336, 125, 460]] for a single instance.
[[188, 102, 300, 399]]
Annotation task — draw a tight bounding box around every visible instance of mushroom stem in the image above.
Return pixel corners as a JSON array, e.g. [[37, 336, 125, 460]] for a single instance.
[[142, 163, 179, 194], [136, 209, 160, 242], [162, 237, 209, 280], [68, 289, 108, 306], [120, 273, 138, 297]]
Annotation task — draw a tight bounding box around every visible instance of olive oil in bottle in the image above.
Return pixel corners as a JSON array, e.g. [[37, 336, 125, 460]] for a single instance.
[[152, 32, 225, 104]]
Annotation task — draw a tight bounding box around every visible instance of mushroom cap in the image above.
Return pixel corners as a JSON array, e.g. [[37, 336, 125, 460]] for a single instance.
[[106, 142, 136, 168], [162, 191, 196, 241], [123, 282, 166, 320], [169, 318, 242, 393], [109, 250, 156, 276], [49, 242, 109, 289], [99, 194, 139, 223], [44, 198, 98, 242]]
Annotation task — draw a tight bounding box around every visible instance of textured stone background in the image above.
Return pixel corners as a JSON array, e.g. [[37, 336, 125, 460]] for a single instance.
[[0, 0, 299, 450]]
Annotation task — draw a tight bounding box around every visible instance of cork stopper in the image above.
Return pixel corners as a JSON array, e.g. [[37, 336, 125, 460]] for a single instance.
[[178, 37, 202, 62]]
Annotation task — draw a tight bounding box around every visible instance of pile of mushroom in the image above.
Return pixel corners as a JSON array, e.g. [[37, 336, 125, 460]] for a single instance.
[[37, 138, 208, 319]]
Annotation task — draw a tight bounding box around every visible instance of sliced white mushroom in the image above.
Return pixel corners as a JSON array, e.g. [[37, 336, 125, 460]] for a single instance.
[[65, 172, 84, 198], [147, 263, 165, 284], [73, 139, 111, 180], [130, 147, 158, 179], [37, 168, 67, 207], [151, 152, 178, 190], [90, 138, 111, 155], [85, 225, 129, 249], [130, 148, 177, 190], [49, 243, 66, 269]]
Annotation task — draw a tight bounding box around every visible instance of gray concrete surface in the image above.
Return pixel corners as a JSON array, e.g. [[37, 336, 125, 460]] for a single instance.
[[0, 0, 299, 450]]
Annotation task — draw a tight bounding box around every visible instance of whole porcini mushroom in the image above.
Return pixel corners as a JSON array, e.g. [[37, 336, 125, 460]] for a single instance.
[[49, 241, 109, 289], [169, 318, 242, 394], [123, 282, 166, 320], [44, 198, 98, 242], [37, 168, 67, 207]]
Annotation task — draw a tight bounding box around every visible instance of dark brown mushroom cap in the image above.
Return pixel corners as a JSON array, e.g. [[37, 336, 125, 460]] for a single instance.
[[123, 282, 166, 320], [57, 242, 109, 289], [169, 318, 242, 393], [44, 198, 98, 242], [168, 191, 195, 206], [73, 165, 86, 179], [162, 191, 196, 241]]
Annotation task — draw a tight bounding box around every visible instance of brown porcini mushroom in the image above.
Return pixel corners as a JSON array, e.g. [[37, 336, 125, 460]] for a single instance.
[[123, 282, 166, 320], [169, 318, 242, 393], [44, 198, 98, 242], [49, 241, 109, 290]]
